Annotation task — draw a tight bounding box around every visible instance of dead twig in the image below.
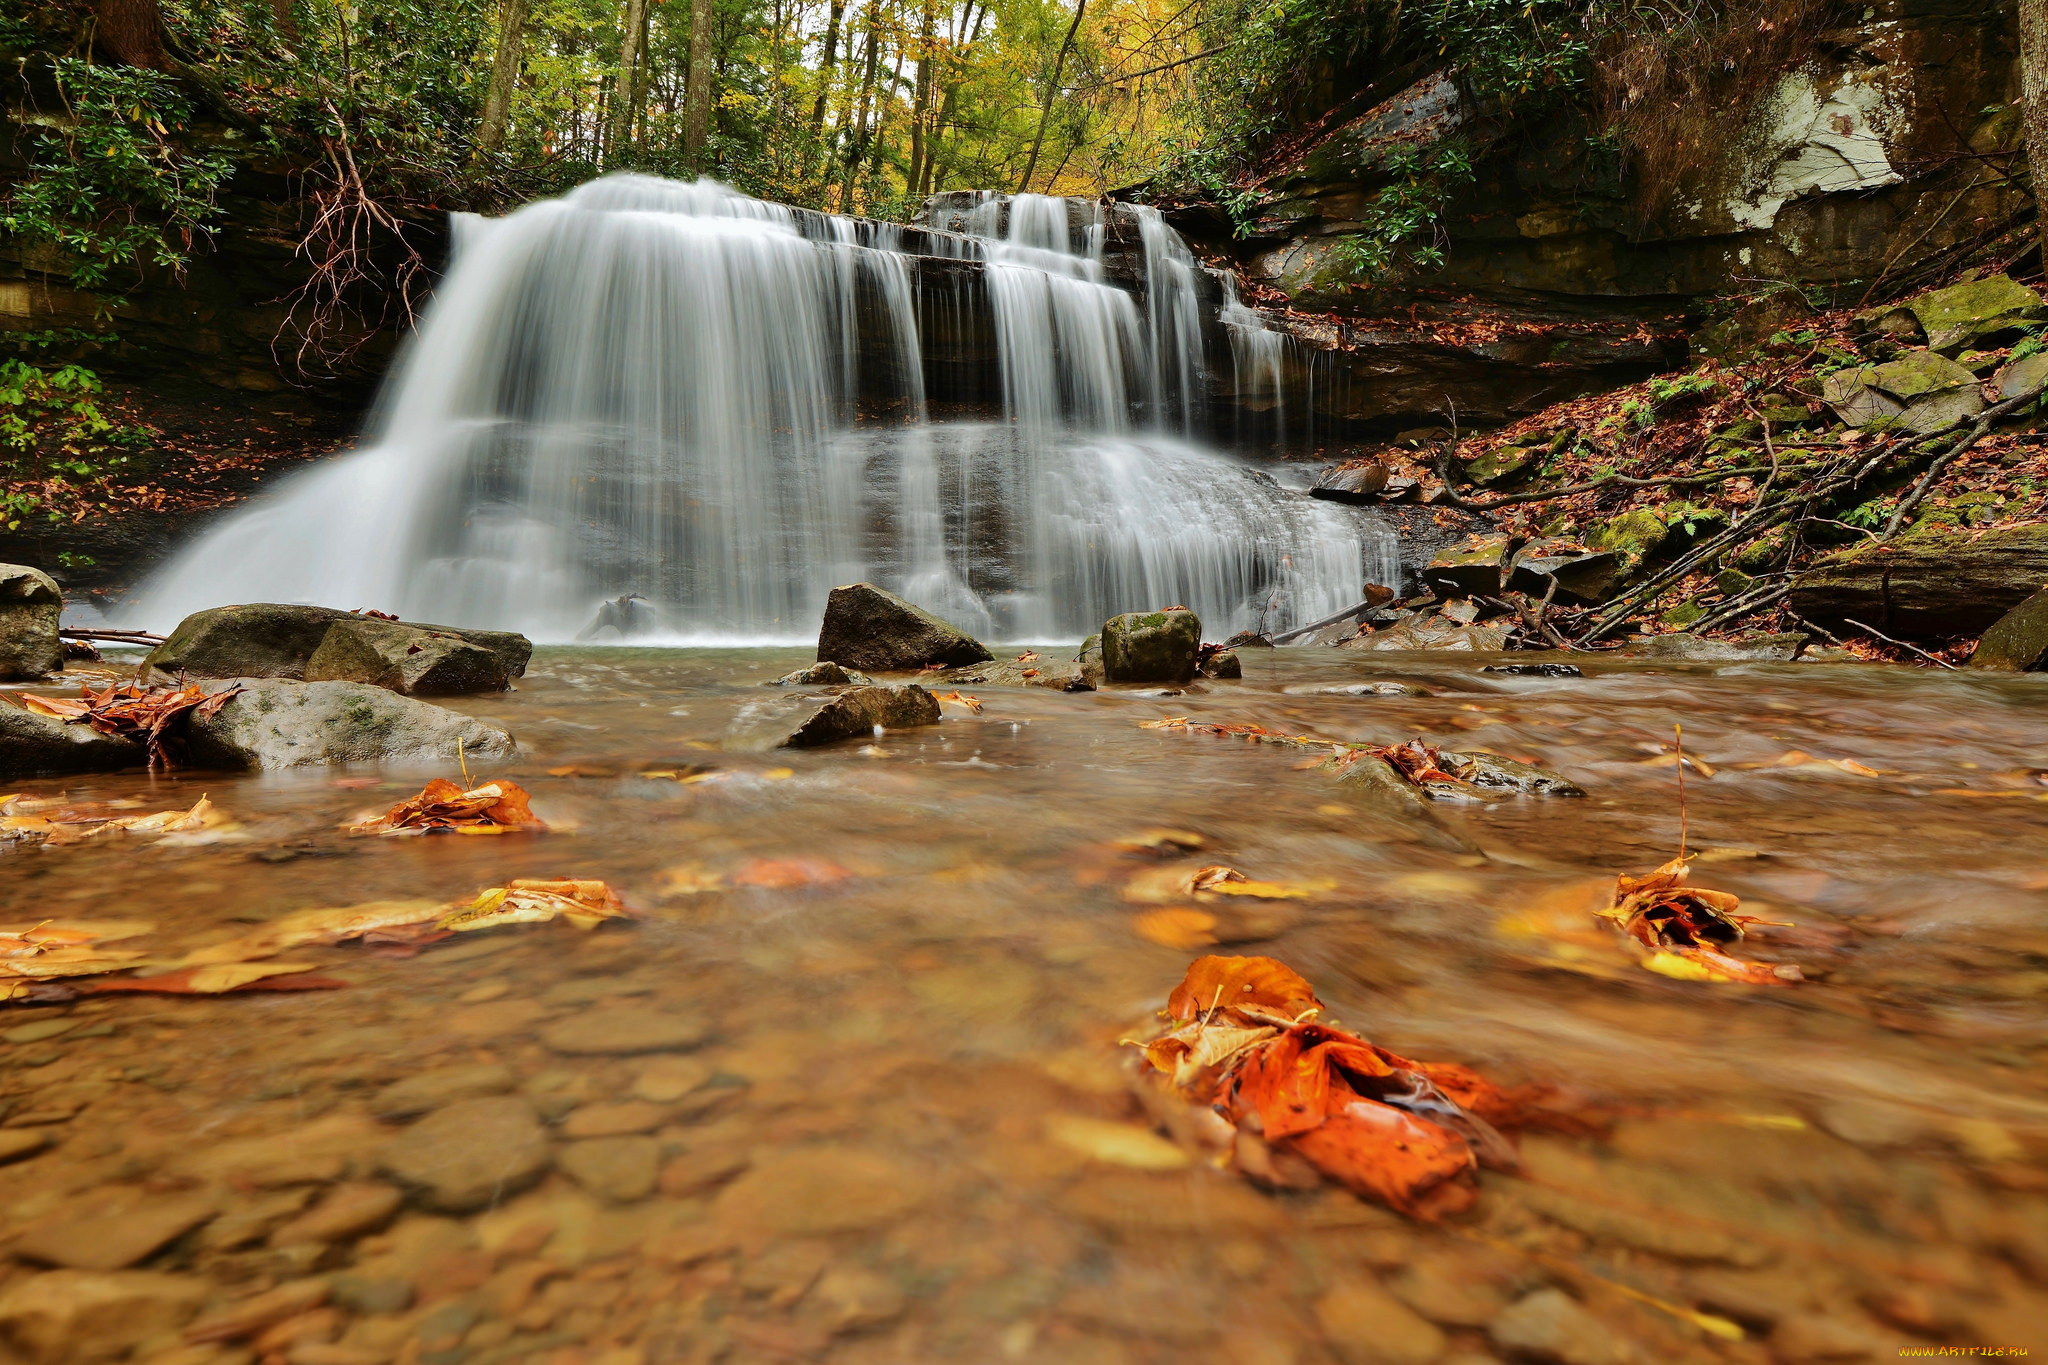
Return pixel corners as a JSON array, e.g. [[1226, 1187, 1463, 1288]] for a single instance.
[[1842, 617, 1960, 669]]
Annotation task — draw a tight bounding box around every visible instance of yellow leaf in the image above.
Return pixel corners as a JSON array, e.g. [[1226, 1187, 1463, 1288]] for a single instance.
[[184, 962, 321, 993], [1044, 1115, 1189, 1170], [1642, 950, 1717, 982], [1131, 907, 1217, 949]]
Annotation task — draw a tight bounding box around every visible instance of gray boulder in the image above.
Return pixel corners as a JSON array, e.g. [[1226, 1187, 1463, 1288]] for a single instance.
[[147, 604, 531, 683], [938, 657, 1093, 690], [1968, 589, 2048, 671], [0, 566, 63, 682], [1100, 608, 1201, 683], [304, 619, 514, 696], [1309, 463, 1390, 504], [0, 706, 144, 779], [777, 685, 941, 748], [1443, 750, 1585, 796], [185, 679, 517, 770], [815, 584, 992, 671]]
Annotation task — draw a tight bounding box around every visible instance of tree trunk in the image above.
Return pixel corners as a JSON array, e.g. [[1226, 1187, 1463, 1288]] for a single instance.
[[683, 0, 717, 160], [905, 0, 938, 203], [839, 5, 881, 205], [609, 0, 652, 160], [2024, 0, 2048, 271], [810, 0, 846, 133], [921, 3, 984, 197], [93, 0, 167, 69], [477, 0, 532, 156], [1018, 0, 1086, 193]]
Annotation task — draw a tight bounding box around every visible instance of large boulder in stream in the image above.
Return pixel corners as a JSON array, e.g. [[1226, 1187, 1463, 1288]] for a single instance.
[[185, 679, 517, 770], [147, 604, 531, 690], [0, 706, 143, 779], [776, 685, 941, 748], [305, 618, 517, 696], [0, 566, 63, 682], [1790, 523, 2048, 638], [815, 584, 992, 672], [1968, 589, 2048, 671], [1101, 608, 1202, 683]]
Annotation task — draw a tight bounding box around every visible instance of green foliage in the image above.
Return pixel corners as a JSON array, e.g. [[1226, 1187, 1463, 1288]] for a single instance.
[[0, 336, 156, 531], [1331, 140, 1474, 280], [1645, 372, 1716, 408], [1, 60, 235, 291]]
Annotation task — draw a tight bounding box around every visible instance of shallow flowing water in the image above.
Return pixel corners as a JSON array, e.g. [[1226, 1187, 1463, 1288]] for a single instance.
[[2, 649, 2046, 1364]]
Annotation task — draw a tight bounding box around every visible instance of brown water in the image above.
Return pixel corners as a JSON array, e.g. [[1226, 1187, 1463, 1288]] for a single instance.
[[3, 647, 2046, 1365]]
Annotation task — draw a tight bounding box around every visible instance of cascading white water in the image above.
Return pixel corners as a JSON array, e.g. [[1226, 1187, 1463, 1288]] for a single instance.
[[139, 174, 1368, 642]]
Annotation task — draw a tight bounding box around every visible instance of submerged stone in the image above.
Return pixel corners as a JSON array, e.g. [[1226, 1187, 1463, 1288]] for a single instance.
[[1199, 647, 1243, 679], [377, 1095, 551, 1212], [1443, 749, 1585, 796], [0, 1269, 208, 1364], [1101, 608, 1202, 683], [772, 661, 875, 686], [0, 565, 63, 682], [814, 582, 992, 671]]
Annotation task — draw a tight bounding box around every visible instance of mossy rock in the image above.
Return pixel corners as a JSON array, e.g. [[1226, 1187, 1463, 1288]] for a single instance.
[[1716, 568, 1757, 596], [1661, 599, 1709, 630], [1968, 589, 2048, 670], [1100, 608, 1201, 683], [1460, 447, 1539, 489], [1908, 274, 2045, 353], [1590, 509, 1670, 579]]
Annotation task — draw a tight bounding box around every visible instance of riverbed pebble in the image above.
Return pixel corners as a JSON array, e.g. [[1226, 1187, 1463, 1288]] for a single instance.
[[377, 1096, 550, 1212], [1314, 1277, 1447, 1365], [370, 1063, 516, 1120], [0, 1269, 208, 1363], [541, 1007, 711, 1056], [1489, 1289, 1633, 1365], [559, 1136, 661, 1202]]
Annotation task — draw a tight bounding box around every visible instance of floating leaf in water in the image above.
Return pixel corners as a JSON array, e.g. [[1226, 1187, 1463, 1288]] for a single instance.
[[90, 963, 344, 996], [344, 778, 546, 836], [1, 795, 226, 846], [1124, 864, 1323, 906], [1131, 907, 1218, 949], [183, 900, 447, 965], [439, 879, 631, 933], [1597, 857, 1802, 985], [1044, 1115, 1189, 1170], [729, 857, 850, 890], [932, 691, 983, 714], [1133, 955, 1534, 1219]]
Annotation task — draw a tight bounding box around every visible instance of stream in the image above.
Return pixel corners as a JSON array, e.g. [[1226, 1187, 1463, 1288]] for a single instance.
[[3, 646, 2044, 1363]]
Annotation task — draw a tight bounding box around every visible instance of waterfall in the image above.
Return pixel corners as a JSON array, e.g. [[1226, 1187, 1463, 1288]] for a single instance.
[[139, 174, 1368, 643]]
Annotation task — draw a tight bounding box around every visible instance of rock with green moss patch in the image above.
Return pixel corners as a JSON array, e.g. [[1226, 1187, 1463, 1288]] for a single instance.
[[185, 679, 517, 770], [1507, 539, 1618, 604], [1660, 599, 1709, 629], [1589, 509, 1668, 580], [1822, 353, 1984, 434], [1459, 447, 1538, 489], [147, 604, 531, 685], [1425, 534, 1521, 598], [1907, 274, 2045, 353], [1791, 522, 2048, 638], [1966, 589, 2048, 671], [0, 566, 63, 683], [1100, 609, 1202, 683]]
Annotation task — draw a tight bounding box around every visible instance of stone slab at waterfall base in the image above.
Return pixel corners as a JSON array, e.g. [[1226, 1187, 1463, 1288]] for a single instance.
[[183, 679, 518, 770], [0, 565, 63, 682], [305, 618, 517, 696], [815, 584, 993, 672], [146, 604, 532, 691], [1101, 609, 1202, 683]]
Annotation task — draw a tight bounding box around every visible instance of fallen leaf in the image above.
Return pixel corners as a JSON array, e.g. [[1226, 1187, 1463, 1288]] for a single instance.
[[1596, 857, 1802, 985], [439, 879, 631, 933], [932, 691, 983, 714], [1134, 957, 1539, 1219], [729, 858, 850, 890], [344, 778, 546, 836], [89, 967, 346, 996], [183, 900, 446, 964], [1044, 1115, 1190, 1170], [1132, 907, 1218, 948], [13, 680, 241, 769]]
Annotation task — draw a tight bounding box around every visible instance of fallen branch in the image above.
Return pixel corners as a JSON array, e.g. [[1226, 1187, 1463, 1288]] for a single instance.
[[1882, 393, 2034, 535], [1458, 464, 1799, 512], [1842, 617, 1960, 670], [1269, 598, 1387, 644], [59, 628, 166, 646]]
